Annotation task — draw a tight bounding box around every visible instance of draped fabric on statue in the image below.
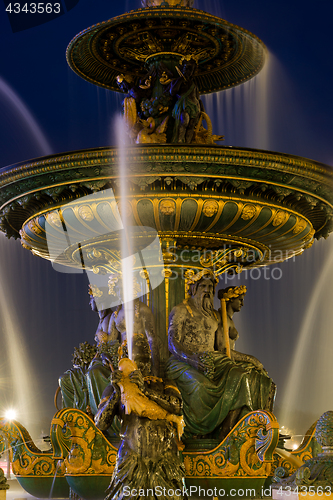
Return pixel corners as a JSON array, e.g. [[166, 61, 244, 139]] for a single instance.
[[165, 353, 273, 437], [86, 358, 112, 415], [86, 358, 121, 436], [59, 367, 88, 411]]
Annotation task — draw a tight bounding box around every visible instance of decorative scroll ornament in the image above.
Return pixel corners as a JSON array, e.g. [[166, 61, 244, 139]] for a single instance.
[[183, 411, 279, 478], [0, 419, 65, 478], [272, 412, 333, 491], [50, 409, 117, 475]]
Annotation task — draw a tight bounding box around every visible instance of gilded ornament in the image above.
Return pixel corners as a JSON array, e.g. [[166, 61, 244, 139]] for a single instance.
[[117, 201, 132, 218], [241, 205, 257, 220], [20, 241, 31, 250], [28, 219, 43, 234], [88, 285, 103, 298], [293, 219, 307, 234], [139, 269, 150, 280], [184, 268, 218, 295], [272, 210, 288, 226], [159, 199, 176, 215], [136, 116, 169, 145], [161, 268, 173, 278], [183, 411, 278, 478], [108, 273, 120, 296], [78, 205, 94, 221], [203, 200, 219, 217], [46, 211, 62, 227], [141, 0, 194, 6], [222, 285, 247, 301], [46, 210, 62, 227]]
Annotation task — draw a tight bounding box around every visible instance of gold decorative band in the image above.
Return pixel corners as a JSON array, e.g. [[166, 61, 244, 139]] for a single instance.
[[266, 422, 280, 430], [145, 52, 183, 62], [51, 418, 65, 427]]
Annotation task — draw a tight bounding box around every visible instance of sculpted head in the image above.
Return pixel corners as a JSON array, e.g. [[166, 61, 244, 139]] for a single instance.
[[220, 285, 247, 313], [88, 285, 110, 312], [187, 270, 217, 314]]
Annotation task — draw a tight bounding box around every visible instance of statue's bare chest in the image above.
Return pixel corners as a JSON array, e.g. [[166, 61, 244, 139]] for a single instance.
[[181, 311, 218, 352]]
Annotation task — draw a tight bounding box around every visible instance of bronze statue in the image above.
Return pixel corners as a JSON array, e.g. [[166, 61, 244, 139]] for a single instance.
[[59, 278, 160, 425], [167, 56, 202, 143], [95, 334, 187, 500], [86, 274, 160, 420], [165, 270, 275, 439], [58, 285, 115, 414]]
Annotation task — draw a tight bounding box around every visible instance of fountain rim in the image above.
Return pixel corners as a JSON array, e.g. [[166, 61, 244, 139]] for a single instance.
[[1, 144, 332, 177]]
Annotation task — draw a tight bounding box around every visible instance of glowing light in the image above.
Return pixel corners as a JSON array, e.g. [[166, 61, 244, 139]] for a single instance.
[[292, 443, 298, 450], [4, 408, 17, 421]]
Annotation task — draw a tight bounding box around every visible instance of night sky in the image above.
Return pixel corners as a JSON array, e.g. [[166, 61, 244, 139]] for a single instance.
[[1, 0, 333, 445]]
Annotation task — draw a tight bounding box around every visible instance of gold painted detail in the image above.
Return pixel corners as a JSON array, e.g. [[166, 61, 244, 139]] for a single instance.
[[293, 218, 308, 234], [78, 205, 94, 221], [0, 418, 64, 477], [193, 112, 224, 146], [198, 247, 248, 276], [51, 409, 117, 475], [203, 200, 219, 218], [46, 211, 62, 227], [222, 285, 247, 301], [159, 199, 176, 215], [241, 205, 257, 220], [162, 267, 173, 335], [142, 0, 194, 7], [183, 411, 279, 478], [28, 219, 43, 234], [272, 210, 289, 227], [184, 268, 218, 296]]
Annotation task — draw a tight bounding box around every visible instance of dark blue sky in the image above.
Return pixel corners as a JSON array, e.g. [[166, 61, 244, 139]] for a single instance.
[[1, 0, 333, 442]]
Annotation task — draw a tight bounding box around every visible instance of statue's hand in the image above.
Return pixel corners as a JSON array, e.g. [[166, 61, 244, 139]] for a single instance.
[[198, 352, 215, 380], [129, 370, 145, 390], [110, 370, 122, 389]]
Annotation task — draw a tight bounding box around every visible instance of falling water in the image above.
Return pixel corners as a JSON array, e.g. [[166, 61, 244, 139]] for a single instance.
[[116, 115, 134, 359], [201, 50, 272, 151], [48, 460, 61, 499], [279, 237, 333, 435], [0, 242, 41, 432], [0, 77, 53, 166]]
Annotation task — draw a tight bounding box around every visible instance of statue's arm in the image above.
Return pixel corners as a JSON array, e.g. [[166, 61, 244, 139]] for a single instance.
[[215, 319, 226, 353], [94, 374, 121, 431], [168, 306, 206, 372], [143, 382, 182, 415], [231, 350, 265, 371]]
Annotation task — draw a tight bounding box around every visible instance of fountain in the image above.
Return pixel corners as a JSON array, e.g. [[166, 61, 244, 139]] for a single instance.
[[1, 0, 333, 498]]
